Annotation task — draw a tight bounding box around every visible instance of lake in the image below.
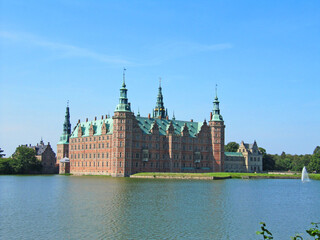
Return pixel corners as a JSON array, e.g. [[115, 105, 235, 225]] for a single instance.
[[0, 175, 319, 239]]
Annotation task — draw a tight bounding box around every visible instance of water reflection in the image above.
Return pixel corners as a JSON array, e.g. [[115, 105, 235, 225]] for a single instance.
[[0, 176, 319, 240]]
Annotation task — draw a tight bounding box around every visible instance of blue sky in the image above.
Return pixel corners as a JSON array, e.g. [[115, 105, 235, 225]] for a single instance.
[[0, 0, 319, 156]]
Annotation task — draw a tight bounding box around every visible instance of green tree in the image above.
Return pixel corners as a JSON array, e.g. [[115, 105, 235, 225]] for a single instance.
[[308, 155, 320, 173], [313, 146, 320, 155], [10, 146, 42, 174], [0, 158, 14, 174], [259, 147, 275, 171], [0, 148, 5, 158], [225, 142, 239, 152]]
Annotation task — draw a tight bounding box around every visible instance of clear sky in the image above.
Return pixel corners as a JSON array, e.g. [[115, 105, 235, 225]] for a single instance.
[[0, 0, 319, 157]]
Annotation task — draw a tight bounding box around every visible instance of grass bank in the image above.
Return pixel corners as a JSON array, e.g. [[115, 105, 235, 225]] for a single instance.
[[131, 172, 320, 180]]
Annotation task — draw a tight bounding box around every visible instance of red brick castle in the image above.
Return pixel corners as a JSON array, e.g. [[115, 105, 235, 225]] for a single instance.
[[57, 70, 249, 177]]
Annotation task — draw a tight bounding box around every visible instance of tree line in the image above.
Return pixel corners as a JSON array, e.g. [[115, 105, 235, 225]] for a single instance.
[[0, 146, 42, 174], [225, 142, 320, 173]]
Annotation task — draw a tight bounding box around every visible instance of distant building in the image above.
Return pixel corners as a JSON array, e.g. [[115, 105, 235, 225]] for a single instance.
[[27, 139, 58, 174], [57, 71, 262, 177], [225, 141, 263, 172]]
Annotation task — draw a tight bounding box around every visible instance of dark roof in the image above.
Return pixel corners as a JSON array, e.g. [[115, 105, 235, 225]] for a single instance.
[[34, 145, 48, 155], [26, 141, 49, 155], [243, 143, 254, 150]]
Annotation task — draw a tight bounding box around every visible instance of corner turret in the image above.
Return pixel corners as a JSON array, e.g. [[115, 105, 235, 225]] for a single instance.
[[115, 68, 131, 112], [57, 102, 71, 164], [211, 85, 223, 121], [59, 102, 71, 144]]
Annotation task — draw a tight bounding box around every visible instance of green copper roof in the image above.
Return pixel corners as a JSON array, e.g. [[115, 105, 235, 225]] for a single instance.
[[153, 79, 168, 118], [70, 118, 113, 138], [115, 69, 131, 112], [136, 116, 203, 137], [225, 152, 243, 157], [211, 85, 223, 122], [58, 104, 71, 144]]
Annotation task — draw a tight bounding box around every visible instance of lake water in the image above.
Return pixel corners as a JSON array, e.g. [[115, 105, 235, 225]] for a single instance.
[[0, 175, 319, 240]]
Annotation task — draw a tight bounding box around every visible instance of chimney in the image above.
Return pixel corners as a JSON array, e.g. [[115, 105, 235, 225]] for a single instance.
[[86, 118, 88, 122], [78, 119, 80, 123], [105, 114, 108, 119], [210, 112, 213, 120], [148, 113, 151, 119], [166, 116, 169, 120], [191, 119, 193, 122], [101, 115, 103, 120], [48, 142, 50, 145], [95, 116, 97, 121]]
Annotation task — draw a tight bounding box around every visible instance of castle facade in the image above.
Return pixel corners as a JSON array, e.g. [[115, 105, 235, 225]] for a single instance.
[[57, 72, 262, 177]]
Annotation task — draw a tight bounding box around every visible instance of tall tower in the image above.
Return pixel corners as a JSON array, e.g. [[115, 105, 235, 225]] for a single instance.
[[57, 103, 71, 164], [112, 68, 134, 177], [153, 79, 168, 119], [209, 86, 225, 172]]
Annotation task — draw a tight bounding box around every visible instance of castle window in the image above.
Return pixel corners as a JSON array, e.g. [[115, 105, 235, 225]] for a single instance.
[[107, 143, 109, 148], [89, 154, 91, 158], [82, 162, 84, 167], [86, 145, 87, 149], [102, 162, 104, 167], [86, 162, 87, 166], [78, 154, 80, 158], [120, 162, 122, 167], [82, 154, 84, 158], [89, 162, 91, 167], [99, 144, 101, 148], [107, 136, 109, 140], [106, 162, 108, 167], [107, 153, 109, 158], [89, 144, 91, 149], [90, 138, 92, 141], [136, 162, 138, 167], [120, 152, 122, 157], [102, 143, 104, 148], [151, 162, 153, 168], [98, 154, 100, 158], [136, 153, 140, 158], [94, 144, 95, 148], [102, 153, 104, 158], [120, 141, 122, 147]]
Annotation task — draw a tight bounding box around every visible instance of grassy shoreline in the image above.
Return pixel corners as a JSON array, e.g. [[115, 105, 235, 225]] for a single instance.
[[131, 172, 320, 180]]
